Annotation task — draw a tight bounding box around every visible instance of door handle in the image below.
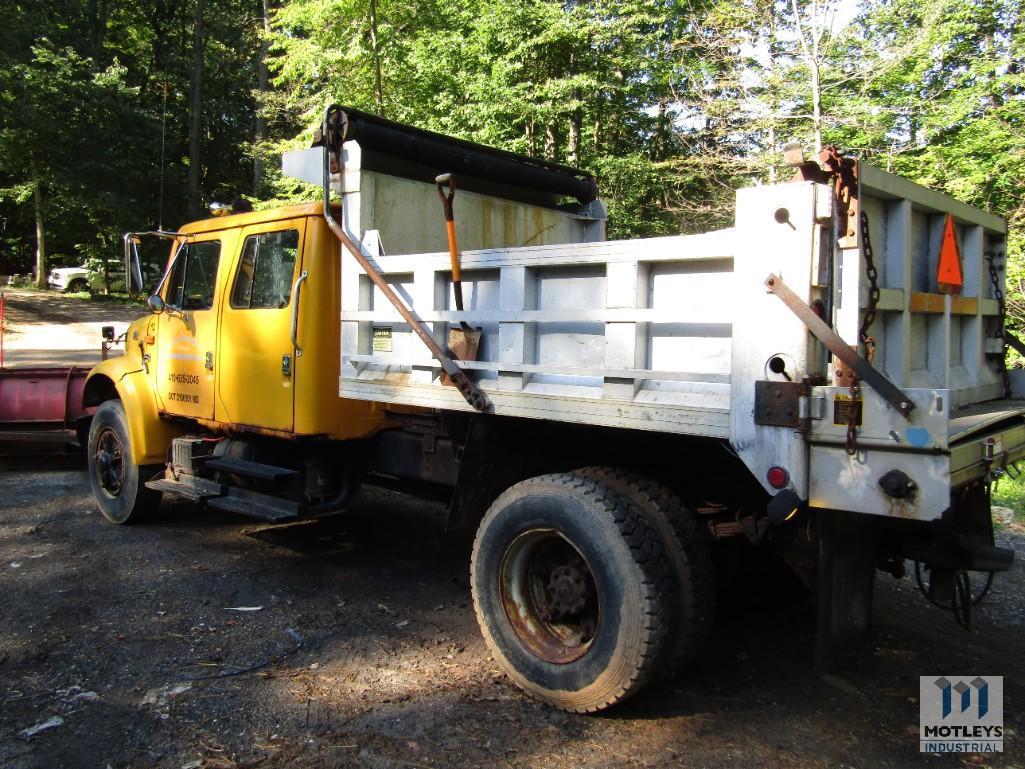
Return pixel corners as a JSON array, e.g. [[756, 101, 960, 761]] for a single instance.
[[290, 270, 309, 355]]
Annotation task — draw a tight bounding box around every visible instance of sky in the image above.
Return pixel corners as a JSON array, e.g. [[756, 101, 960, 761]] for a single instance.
[[834, 0, 863, 30]]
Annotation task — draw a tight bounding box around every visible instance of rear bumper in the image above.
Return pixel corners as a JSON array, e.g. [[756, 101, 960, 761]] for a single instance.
[[808, 390, 1025, 521]]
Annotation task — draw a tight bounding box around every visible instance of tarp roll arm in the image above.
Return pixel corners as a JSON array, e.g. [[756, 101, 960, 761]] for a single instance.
[[320, 105, 490, 413]]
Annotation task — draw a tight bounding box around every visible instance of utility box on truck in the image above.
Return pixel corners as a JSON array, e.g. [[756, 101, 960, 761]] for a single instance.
[[86, 108, 1020, 714]]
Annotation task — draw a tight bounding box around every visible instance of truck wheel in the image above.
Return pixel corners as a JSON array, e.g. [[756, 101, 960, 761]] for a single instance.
[[87, 400, 162, 524], [573, 467, 715, 676], [471, 473, 670, 713]]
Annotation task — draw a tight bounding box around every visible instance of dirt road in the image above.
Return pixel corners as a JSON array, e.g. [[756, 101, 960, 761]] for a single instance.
[[1, 290, 145, 366], [0, 458, 1022, 769]]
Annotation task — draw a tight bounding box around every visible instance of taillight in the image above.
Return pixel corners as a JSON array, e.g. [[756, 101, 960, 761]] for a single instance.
[[767, 466, 789, 489]]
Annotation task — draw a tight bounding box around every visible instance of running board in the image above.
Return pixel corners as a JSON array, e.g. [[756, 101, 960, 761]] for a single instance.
[[204, 456, 300, 482], [206, 487, 302, 522], [146, 475, 225, 502]]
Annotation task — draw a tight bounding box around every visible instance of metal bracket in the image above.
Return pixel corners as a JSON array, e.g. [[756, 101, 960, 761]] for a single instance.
[[754, 380, 803, 427], [765, 273, 915, 420], [786, 146, 859, 248], [1005, 331, 1025, 358]]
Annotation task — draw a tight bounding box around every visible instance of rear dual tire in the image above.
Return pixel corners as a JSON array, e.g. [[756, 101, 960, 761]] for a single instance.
[[572, 467, 715, 677], [471, 473, 672, 713], [470, 470, 715, 712]]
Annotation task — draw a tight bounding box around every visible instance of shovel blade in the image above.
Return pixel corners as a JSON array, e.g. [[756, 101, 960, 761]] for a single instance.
[[441, 326, 482, 386]]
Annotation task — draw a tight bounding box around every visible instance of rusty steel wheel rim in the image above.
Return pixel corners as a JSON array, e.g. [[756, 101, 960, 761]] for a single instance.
[[94, 427, 126, 498], [499, 528, 600, 664]]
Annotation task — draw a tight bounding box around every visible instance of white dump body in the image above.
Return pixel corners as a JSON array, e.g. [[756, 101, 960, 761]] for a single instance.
[[283, 146, 1025, 523], [341, 230, 739, 436], [337, 176, 822, 441]]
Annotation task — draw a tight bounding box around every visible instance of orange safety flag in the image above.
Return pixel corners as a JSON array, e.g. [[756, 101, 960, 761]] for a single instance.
[[937, 212, 963, 295]]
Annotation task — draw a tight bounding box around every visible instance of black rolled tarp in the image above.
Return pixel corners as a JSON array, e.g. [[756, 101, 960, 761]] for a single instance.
[[321, 105, 599, 206]]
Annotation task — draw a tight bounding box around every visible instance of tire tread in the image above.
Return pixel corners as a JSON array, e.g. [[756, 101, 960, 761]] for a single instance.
[[572, 467, 715, 677], [471, 472, 673, 713]]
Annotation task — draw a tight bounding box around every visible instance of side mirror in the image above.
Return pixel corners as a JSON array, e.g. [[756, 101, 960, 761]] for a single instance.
[[147, 294, 165, 314], [124, 233, 145, 298]]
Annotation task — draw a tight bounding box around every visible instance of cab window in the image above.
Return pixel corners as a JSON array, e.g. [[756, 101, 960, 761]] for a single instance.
[[231, 229, 299, 310], [165, 240, 222, 310]]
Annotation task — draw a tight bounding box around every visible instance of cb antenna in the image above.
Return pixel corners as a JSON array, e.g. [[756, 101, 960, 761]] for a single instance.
[[158, 81, 169, 230]]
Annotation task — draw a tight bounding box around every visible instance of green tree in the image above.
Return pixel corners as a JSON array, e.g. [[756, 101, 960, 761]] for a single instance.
[[0, 0, 266, 286]]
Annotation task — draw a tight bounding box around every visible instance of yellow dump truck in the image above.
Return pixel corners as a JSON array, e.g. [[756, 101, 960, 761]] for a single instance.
[[83, 106, 1021, 712]]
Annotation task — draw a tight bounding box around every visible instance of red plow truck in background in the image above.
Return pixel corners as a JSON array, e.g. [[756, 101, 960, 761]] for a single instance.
[[0, 293, 118, 447]]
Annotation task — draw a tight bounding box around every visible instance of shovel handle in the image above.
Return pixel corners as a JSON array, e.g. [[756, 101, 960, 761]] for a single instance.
[[446, 221, 462, 286], [436, 173, 463, 293], [435, 173, 455, 221]]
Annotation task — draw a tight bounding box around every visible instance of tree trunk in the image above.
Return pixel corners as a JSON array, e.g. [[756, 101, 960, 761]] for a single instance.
[[567, 88, 581, 164], [188, 0, 206, 215], [88, 0, 109, 60], [369, 0, 384, 115], [544, 122, 558, 162], [33, 178, 47, 290], [103, 252, 112, 295], [652, 99, 668, 160], [790, 0, 824, 154], [767, 2, 779, 182], [809, 59, 822, 153], [253, 0, 271, 194]]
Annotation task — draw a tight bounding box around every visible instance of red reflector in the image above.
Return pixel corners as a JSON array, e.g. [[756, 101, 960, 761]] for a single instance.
[[767, 466, 789, 489]]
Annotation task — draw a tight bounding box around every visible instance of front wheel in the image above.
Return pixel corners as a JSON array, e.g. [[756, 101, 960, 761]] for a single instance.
[[471, 473, 670, 713], [87, 400, 162, 524]]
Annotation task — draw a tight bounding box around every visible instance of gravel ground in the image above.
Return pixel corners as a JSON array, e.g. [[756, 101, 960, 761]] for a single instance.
[[0, 455, 1023, 769]]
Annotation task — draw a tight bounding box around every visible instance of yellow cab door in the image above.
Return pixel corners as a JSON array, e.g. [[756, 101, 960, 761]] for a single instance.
[[155, 235, 226, 419], [216, 218, 306, 432]]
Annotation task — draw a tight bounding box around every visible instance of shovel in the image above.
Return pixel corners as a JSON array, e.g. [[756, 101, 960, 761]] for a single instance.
[[435, 173, 482, 385]]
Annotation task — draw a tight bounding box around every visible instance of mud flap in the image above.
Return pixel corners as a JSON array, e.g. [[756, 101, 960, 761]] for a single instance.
[[815, 509, 876, 673]]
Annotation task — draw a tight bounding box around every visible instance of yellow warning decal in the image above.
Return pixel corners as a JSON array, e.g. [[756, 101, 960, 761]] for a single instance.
[[833, 394, 863, 426]]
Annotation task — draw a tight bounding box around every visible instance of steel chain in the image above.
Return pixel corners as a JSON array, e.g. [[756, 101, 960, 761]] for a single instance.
[[858, 211, 880, 364], [985, 249, 1011, 399], [846, 212, 879, 456], [845, 380, 861, 455]]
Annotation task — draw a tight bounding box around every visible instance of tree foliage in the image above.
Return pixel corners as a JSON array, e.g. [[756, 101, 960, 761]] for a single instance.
[[1, 0, 1023, 302], [0, 0, 264, 281]]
